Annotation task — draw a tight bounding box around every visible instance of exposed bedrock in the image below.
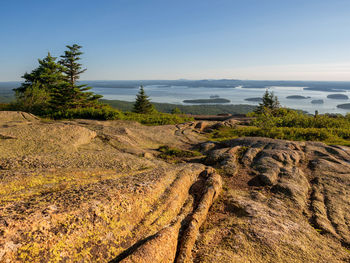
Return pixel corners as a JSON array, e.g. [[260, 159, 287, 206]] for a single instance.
[[0, 112, 222, 263], [198, 137, 350, 262], [1, 112, 349, 262]]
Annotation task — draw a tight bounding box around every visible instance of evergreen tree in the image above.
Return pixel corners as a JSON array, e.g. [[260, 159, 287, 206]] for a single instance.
[[59, 44, 86, 85], [255, 89, 280, 114], [133, 86, 155, 114], [14, 52, 65, 96], [171, 107, 182, 114], [13, 53, 66, 113], [52, 44, 102, 108], [49, 82, 76, 109]]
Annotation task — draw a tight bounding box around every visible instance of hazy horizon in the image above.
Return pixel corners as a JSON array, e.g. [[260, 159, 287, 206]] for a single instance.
[[3, 78, 350, 83]]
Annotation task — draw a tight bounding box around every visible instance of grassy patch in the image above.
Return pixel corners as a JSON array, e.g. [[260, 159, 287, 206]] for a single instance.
[[101, 99, 256, 115], [49, 106, 123, 120], [120, 112, 193, 125], [1, 103, 194, 125], [157, 145, 202, 162], [249, 107, 350, 129], [210, 126, 350, 146], [210, 108, 350, 146], [51, 108, 194, 125]]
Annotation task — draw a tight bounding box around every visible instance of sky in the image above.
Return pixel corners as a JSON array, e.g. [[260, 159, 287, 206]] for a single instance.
[[1, 0, 350, 81]]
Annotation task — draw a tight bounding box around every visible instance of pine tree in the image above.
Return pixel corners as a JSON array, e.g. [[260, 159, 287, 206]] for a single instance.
[[59, 44, 86, 86], [14, 52, 65, 96], [171, 107, 182, 114], [13, 53, 66, 113], [255, 89, 280, 114], [53, 44, 102, 108], [133, 86, 155, 114]]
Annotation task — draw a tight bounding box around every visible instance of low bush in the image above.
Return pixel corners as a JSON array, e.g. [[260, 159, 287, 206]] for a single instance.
[[249, 107, 350, 129], [101, 99, 256, 115], [211, 108, 350, 145], [211, 126, 350, 146], [0, 103, 11, 111], [49, 107, 193, 125], [49, 105, 122, 120], [0, 102, 193, 125], [121, 112, 193, 125], [157, 145, 201, 162]]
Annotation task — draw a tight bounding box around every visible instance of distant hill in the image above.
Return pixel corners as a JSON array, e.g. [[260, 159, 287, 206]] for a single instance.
[[2, 79, 350, 91]]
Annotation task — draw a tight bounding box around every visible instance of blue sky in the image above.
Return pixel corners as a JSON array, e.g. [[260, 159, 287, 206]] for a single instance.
[[1, 0, 350, 81]]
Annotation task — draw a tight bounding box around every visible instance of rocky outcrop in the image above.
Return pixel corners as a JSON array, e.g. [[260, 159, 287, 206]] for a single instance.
[[0, 112, 349, 262], [0, 111, 39, 124], [0, 112, 220, 262], [118, 168, 222, 263], [197, 137, 350, 262]]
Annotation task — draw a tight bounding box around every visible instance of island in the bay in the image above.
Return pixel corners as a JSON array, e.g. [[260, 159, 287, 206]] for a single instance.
[[327, 94, 349, 100], [286, 95, 311, 99], [337, 103, 350, 109], [244, 97, 263, 102], [183, 98, 231, 104], [311, 99, 324, 104]]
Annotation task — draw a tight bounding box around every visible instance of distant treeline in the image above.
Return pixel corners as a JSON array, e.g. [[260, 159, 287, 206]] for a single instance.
[[101, 99, 256, 115], [0, 92, 255, 115], [0, 83, 16, 103]]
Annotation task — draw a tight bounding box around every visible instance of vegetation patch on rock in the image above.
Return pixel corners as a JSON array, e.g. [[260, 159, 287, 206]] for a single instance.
[[211, 105, 350, 146], [157, 145, 202, 162]]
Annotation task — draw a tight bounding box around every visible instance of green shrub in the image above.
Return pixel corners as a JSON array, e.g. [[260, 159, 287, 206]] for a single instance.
[[13, 81, 51, 115], [171, 107, 182, 114], [101, 99, 256, 115], [120, 112, 193, 125], [1, 100, 193, 125], [0, 103, 11, 111], [228, 108, 350, 144], [249, 107, 350, 129], [49, 105, 122, 120], [211, 126, 350, 146], [157, 145, 201, 161]]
